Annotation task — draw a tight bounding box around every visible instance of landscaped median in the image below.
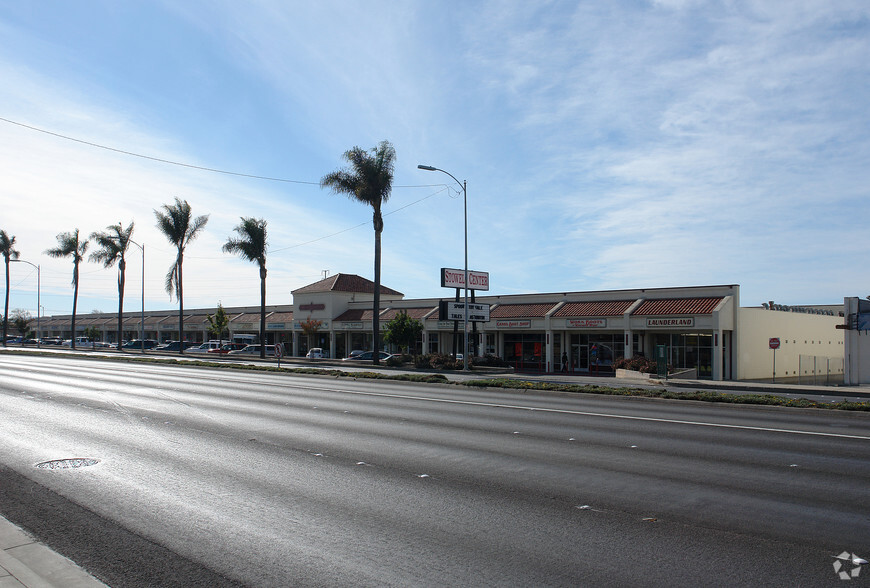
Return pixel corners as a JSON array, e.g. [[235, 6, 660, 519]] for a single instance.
[[3, 349, 869, 411]]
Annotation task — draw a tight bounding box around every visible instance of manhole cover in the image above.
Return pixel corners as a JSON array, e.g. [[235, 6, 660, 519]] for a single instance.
[[35, 458, 100, 470]]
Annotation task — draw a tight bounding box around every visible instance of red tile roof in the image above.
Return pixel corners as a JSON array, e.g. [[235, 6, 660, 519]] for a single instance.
[[230, 313, 262, 323], [292, 273, 403, 296], [335, 309, 375, 321], [552, 300, 635, 318], [380, 307, 436, 321], [268, 312, 294, 322], [489, 303, 558, 319], [632, 297, 724, 316]]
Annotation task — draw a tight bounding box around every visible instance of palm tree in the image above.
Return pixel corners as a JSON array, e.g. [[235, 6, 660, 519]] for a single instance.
[[222, 218, 268, 359], [45, 230, 89, 349], [1, 230, 20, 347], [321, 140, 396, 364], [154, 198, 209, 354], [90, 221, 135, 347]]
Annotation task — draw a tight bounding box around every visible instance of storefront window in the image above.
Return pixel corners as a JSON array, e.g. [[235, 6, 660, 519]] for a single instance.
[[569, 334, 625, 372], [504, 334, 546, 371], [654, 333, 713, 378]]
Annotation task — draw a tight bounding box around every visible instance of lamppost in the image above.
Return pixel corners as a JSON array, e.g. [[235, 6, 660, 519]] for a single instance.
[[10, 259, 39, 348], [128, 240, 145, 353], [417, 164, 469, 371]]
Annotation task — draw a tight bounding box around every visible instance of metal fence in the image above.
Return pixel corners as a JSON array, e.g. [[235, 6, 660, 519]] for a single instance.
[[798, 355, 845, 385]]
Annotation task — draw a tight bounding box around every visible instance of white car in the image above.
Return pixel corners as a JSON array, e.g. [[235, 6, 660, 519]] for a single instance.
[[306, 347, 327, 359], [228, 344, 277, 356]]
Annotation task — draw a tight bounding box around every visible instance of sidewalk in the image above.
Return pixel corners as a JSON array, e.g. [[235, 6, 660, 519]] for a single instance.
[[0, 515, 105, 588]]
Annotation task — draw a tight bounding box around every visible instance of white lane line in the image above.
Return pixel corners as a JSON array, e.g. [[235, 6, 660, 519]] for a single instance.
[[3, 357, 867, 441], [321, 387, 870, 441]]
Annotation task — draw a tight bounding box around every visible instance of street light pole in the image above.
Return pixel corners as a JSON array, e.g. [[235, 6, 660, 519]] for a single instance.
[[10, 259, 39, 348], [417, 164, 470, 371], [128, 240, 145, 353]]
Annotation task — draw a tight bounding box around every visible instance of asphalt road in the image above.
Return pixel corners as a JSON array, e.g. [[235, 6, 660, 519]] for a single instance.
[[0, 354, 868, 587]]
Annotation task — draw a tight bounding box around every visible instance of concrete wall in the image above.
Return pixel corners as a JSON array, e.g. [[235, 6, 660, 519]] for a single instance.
[[844, 297, 870, 384], [737, 308, 843, 381]]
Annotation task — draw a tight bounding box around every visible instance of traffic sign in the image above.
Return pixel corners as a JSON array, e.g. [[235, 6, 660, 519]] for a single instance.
[[769, 338, 780, 349]]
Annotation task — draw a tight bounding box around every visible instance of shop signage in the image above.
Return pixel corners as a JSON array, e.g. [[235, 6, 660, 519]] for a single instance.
[[441, 268, 490, 291], [566, 319, 606, 329], [437, 321, 455, 329], [235, 323, 254, 330], [646, 317, 694, 328], [266, 323, 285, 330], [341, 322, 364, 329], [496, 320, 531, 328], [441, 301, 490, 322], [293, 321, 329, 330], [299, 303, 326, 311]]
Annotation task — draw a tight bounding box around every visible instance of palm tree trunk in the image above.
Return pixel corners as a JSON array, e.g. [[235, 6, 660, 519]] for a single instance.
[[372, 226, 381, 365], [178, 253, 184, 354], [259, 265, 267, 359], [71, 261, 79, 350], [117, 260, 125, 348], [3, 258, 9, 347]]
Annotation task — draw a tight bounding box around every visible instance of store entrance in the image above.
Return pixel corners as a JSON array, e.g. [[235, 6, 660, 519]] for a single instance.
[[654, 333, 713, 378], [569, 334, 622, 373]]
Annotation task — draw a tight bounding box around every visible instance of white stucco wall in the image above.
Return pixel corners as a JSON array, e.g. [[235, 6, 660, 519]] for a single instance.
[[737, 308, 843, 381]]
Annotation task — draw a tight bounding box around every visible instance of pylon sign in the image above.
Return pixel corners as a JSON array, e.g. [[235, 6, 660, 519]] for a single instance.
[[439, 301, 490, 322], [441, 268, 489, 291]]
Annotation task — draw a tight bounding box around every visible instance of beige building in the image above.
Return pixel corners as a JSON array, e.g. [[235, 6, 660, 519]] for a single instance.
[[30, 273, 846, 383]]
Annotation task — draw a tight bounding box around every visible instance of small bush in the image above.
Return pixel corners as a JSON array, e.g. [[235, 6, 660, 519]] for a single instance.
[[472, 354, 510, 367], [613, 356, 663, 374]]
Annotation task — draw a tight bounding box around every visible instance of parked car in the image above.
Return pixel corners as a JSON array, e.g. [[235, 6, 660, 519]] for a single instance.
[[61, 337, 92, 347], [39, 337, 64, 346], [208, 342, 247, 354], [194, 341, 224, 352], [341, 351, 393, 361], [121, 339, 158, 350], [306, 347, 327, 359], [347, 350, 365, 358], [155, 341, 199, 351], [228, 344, 277, 357]]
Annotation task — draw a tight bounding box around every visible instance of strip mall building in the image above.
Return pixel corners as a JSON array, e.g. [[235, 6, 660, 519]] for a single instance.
[[34, 273, 844, 383]]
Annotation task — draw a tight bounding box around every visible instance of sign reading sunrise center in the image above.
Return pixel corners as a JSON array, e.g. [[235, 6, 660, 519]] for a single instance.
[[441, 268, 490, 291]]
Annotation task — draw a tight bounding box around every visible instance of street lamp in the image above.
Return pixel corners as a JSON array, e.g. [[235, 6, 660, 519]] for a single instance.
[[417, 164, 470, 371], [128, 240, 145, 353], [10, 259, 39, 348]]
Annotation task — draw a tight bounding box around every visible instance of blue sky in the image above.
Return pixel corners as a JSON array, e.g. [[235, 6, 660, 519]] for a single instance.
[[1, 1, 868, 318]]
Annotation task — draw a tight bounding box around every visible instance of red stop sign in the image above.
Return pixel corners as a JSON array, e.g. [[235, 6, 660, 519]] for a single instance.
[[769, 338, 781, 349]]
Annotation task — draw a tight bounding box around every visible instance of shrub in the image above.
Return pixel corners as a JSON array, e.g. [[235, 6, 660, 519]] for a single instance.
[[613, 356, 662, 374], [472, 354, 510, 367]]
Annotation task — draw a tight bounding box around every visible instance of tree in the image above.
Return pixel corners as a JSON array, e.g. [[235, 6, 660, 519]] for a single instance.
[[82, 325, 101, 348], [154, 198, 209, 354], [222, 218, 268, 359], [45, 229, 88, 349], [383, 311, 423, 356], [1, 230, 20, 347], [90, 221, 135, 346], [321, 140, 395, 364], [10, 308, 31, 338], [299, 318, 321, 355], [207, 303, 230, 346]]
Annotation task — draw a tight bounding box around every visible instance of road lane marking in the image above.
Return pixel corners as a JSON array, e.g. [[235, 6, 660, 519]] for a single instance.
[[323, 387, 870, 441], [3, 357, 868, 441]]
